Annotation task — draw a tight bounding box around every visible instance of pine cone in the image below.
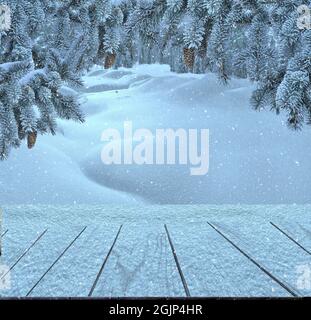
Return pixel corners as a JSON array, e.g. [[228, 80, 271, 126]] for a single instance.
[[27, 131, 37, 149], [183, 47, 195, 70], [104, 53, 117, 69]]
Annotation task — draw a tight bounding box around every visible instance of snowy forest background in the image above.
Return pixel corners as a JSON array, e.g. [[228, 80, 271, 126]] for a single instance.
[[1, 0, 311, 159], [1, 1, 311, 300], [0, 0, 311, 205]]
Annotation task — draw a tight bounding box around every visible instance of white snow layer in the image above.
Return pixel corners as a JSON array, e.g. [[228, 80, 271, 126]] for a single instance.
[[1, 205, 311, 297], [0, 64, 311, 204]]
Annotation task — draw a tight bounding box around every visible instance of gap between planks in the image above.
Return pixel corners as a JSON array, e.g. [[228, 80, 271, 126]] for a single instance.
[[0, 229, 48, 281], [0, 229, 9, 256], [1, 229, 8, 238], [164, 224, 191, 297], [26, 226, 87, 297], [207, 222, 300, 297], [88, 225, 123, 297], [270, 222, 311, 256]]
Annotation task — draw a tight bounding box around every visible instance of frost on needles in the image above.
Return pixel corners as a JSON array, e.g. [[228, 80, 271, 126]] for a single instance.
[[1, 0, 311, 159]]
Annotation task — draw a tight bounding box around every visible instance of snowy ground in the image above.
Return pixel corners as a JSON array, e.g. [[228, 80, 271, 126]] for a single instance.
[[1, 205, 311, 297], [0, 64, 310, 204]]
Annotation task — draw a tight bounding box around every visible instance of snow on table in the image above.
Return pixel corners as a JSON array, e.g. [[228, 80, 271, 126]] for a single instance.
[[168, 223, 290, 297], [91, 223, 185, 297], [0, 205, 310, 297]]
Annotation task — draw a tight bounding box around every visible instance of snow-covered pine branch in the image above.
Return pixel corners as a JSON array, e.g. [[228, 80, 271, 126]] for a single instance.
[[1, 0, 311, 161]]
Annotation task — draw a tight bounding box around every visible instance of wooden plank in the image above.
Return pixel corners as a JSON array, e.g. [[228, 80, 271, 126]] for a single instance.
[[215, 221, 311, 296], [91, 223, 186, 297], [270, 222, 311, 256], [1, 226, 86, 297], [1, 227, 46, 266], [1, 229, 47, 276], [208, 222, 298, 296], [26, 227, 87, 297], [0, 229, 47, 295], [168, 222, 291, 297], [27, 224, 122, 297], [89, 225, 123, 296], [272, 220, 311, 254], [164, 225, 190, 297]]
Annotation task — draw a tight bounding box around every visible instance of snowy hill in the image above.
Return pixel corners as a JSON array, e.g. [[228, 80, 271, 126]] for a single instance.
[[0, 64, 310, 205]]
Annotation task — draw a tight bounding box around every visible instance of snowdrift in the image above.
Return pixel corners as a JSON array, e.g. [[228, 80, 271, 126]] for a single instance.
[[0, 64, 310, 204]]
